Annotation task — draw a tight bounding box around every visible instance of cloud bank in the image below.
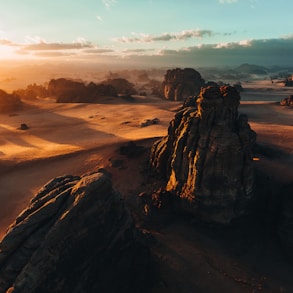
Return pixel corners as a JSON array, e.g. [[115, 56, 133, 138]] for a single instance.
[[1, 34, 293, 67], [113, 29, 214, 43]]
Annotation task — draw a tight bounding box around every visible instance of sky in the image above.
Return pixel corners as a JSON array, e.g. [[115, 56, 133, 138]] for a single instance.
[[0, 0, 293, 68]]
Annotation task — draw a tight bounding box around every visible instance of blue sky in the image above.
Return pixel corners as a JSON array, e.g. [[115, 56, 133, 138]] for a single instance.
[[0, 0, 293, 67]]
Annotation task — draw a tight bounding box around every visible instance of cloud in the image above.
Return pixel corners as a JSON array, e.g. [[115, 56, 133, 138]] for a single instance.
[[0, 39, 18, 46], [96, 15, 103, 22], [33, 51, 76, 57], [113, 29, 214, 43], [102, 0, 117, 9], [123, 48, 154, 53], [21, 41, 94, 51], [219, 0, 238, 3], [83, 48, 114, 54]]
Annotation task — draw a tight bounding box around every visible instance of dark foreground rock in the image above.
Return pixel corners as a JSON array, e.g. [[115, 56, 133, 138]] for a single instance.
[[162, 68, 205, 101], [150, 85, 256, 224], [278, 183, 293, 258], [0, 172, 150, 293]]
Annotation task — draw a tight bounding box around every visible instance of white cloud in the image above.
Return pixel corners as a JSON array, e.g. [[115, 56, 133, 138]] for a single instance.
[[96, 15, 103, 22], [102, 0, 117, 9], [24, 35, 46, 44], [219, 0, 238, 3], [0, 39, 17, 46], [113, 29, 214, 43]]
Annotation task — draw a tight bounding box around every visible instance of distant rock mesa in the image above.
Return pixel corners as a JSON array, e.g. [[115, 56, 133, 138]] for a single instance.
[[150, 85, 256, 223], [0, 172, 150, 293], [162, 68, 205, 101]]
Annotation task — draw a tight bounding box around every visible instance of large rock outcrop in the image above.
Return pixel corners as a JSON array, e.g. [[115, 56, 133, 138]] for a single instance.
[[162, 68, 205, 101], [150, 85, 256, 223], [0, 90, 22, 113], [101, 78, 137, 96], [48, 78, 117, 103], [0, 171, 150, 293]]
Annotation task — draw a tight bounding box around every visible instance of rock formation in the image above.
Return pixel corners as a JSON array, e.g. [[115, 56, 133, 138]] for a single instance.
[[0, 171, 150, 293], [285, 74, 293, 86], [0, 90, 22, 113], [13, 84, 48, 100], [162, 68, 205, 101], [48, 78, 117, 103], [280, 95, 293, 107], [150, 85, 256, 224], [101, 78, 137, 96]]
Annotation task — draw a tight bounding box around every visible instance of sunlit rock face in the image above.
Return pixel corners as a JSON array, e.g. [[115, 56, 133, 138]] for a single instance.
[[150, 85, 256, 224], [0, 172, 150, 293], [162, 68, 205, 101]]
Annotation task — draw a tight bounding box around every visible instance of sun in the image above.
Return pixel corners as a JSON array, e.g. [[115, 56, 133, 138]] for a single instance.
[[0, 45, 20, 60]]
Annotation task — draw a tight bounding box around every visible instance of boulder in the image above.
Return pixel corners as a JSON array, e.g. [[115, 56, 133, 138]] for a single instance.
[[19, 123, 29, 130], [280, 95, 293, 107], [0, 171, 150, 293], [162, 68, 205, 101], [150, 85, 256, 224]]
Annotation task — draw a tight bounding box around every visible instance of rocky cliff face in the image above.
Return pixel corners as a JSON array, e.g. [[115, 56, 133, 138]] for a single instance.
[[0, 171, 150, 293], [162, 68, 205, 101], [150, 85, 256, 223]]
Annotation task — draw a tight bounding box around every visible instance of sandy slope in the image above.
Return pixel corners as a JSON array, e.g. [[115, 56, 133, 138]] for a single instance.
[[0, 95, 180, 236], [0, 83, 293, 292]]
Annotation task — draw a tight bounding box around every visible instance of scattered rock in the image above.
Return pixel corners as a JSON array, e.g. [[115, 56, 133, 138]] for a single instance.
[[150, 85, 256, 224], [140, 118, 160, 127], [0, 172, 150, 293], [19, 123, 29, 130], [162, 68, 205, 101], [280, 95, 293, 107]]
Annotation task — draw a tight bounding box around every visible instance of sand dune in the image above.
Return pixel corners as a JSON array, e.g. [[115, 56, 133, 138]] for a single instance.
[[0, 95, 180, 236]]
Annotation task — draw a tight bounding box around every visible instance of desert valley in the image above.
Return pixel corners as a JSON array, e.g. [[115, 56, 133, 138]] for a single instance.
[[0, 65, 292, 292]]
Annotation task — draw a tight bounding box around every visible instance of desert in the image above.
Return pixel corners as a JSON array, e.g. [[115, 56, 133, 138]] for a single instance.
[[0, 66, 292, 292]]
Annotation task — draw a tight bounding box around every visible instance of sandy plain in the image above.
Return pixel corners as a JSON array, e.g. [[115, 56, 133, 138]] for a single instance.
[[0, 79, 293, 292]]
